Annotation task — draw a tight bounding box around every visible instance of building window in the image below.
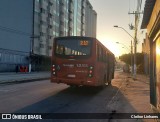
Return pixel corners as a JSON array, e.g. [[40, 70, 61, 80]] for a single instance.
[[40, 8, 46, 14], [48, 35, 52, 39], [48, 46, 52, 50], [40, 32, 44, 36], [48, 13, 53, 18], [49, 2, 53, 6], [40, 20, 48, 26], [40, 44, 45, 48], [0, 53, 1, 61], [48, 25, 53, 29]]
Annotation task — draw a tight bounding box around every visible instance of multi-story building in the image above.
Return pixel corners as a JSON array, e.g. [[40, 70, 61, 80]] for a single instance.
[[0, 0, 97, 72], [85, 0, 97, 38]]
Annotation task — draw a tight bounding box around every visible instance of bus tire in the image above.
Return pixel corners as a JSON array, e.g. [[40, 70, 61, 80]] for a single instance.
[[112, 71, 114, 79], [103, 75, 108, 87], [69, 85, 79, 88], [108, 80, 112, 85], [108, 74, 112, 85]]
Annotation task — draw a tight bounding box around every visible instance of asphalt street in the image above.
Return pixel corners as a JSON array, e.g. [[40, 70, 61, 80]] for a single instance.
[[0, 71, 151, 122]]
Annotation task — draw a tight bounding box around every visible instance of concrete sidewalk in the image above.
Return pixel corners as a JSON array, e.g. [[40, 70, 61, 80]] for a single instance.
[[123, 73, 151, 113], [0, 72, 50, 84], [110, 72, 154, 122]]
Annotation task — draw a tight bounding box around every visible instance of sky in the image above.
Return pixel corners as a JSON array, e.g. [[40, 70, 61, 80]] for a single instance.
[[89, 0, 146, 57]]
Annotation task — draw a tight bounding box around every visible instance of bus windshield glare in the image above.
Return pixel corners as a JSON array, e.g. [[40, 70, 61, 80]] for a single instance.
[[55, 39, 92, 56]]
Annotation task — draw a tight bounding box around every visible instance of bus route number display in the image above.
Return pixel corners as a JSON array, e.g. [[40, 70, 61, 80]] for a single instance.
[[80, 40, 89, 46]]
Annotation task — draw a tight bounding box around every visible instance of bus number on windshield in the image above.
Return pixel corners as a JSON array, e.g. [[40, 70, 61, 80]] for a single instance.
[[80, 40, 89, 46]]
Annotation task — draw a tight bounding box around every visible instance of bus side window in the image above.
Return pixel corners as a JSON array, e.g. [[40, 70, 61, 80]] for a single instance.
[[105, 52, 108, 63], [103, 52, 106, 63], [99, 46, 102, 61], [96, 44, 99, 61], [96, 44, 104, 62], [103, 49, 106, 62], [100, 47, 103, 62]]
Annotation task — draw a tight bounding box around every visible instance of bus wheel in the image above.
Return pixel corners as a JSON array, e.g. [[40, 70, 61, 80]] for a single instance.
[[69, 85, 79, 88], [103, 75, 108, 87], [108, 77, 112, 85]]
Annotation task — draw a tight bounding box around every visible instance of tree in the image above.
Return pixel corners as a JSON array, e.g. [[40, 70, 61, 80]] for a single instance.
[[119, 53, 144, 66], [119, 54, 132, 66]]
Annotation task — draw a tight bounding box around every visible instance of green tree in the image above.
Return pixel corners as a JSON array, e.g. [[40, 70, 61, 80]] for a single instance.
[[119, 53, 144, 66]]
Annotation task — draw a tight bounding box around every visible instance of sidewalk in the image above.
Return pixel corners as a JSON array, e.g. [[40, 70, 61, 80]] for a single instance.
[[0, 71, 50, 84], [109, 71, 154, 122]]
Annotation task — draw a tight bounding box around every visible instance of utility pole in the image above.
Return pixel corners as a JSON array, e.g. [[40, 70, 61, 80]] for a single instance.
[[128, 11, 139, 79], [128, 0, 143, 79], [30, 35, 40, 73], [131, 40, 133, 75]]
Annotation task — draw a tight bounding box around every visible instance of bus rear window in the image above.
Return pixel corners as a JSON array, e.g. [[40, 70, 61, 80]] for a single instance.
[[55, 39, 92, 56]]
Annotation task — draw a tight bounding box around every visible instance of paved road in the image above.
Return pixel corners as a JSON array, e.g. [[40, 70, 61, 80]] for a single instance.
[[0, 71, 140, 122]]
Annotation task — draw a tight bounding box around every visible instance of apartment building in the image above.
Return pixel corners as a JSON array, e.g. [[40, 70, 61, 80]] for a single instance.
[[33, 0, 96, 56], [85, 1, 97, 38], [0, 0, 97, 72]]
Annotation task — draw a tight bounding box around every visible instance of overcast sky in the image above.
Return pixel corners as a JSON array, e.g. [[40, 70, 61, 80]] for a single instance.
[[89, 0, 145, 57]]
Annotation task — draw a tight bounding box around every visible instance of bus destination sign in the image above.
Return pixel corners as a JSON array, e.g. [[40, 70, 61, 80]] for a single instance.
[[80, 40, 89, 46]]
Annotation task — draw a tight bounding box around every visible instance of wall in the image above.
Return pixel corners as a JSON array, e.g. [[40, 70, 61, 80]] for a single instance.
[[146, 0, 160, 111], [147, 0, 160, 36], [0, 0, 33, 72]]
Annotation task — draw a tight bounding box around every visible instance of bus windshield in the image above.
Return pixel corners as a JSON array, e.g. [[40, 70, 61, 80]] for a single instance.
[[55, 39, 92, 56]]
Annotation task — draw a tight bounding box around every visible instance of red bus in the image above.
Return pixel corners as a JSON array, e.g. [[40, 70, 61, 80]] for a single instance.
[[51, 36, 115, 87]]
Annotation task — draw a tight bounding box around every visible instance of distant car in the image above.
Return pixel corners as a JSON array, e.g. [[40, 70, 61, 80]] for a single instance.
[[123, 64, 130, 73]]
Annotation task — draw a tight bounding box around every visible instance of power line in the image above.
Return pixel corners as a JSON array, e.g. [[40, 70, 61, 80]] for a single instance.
[[0, 25, 31, 36], [0, 47, 29, 55]]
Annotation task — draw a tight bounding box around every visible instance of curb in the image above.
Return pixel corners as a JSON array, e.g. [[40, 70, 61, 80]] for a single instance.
[[0, 77, 50, 85]]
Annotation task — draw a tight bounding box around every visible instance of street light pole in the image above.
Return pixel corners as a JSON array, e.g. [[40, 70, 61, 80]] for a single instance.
[[30, 35, 40, 73], [116, 41, 133, 75], [114, 25, 135, 77], [116, 42, 130, 51], [113, 26, 134, 40]]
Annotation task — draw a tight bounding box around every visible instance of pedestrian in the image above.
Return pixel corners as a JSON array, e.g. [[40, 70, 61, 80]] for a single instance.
[[16, 65, 19, 73]]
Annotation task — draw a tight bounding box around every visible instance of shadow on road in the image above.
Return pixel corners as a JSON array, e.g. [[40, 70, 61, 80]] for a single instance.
[[15, 83, 137, 114]]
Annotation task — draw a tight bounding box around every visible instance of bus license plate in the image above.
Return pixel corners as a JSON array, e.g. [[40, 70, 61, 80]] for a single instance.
[[67, 74, 76, 78]]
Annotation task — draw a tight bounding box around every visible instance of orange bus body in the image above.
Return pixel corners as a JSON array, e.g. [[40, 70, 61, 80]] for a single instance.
[[51, 36, 115, 87]]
